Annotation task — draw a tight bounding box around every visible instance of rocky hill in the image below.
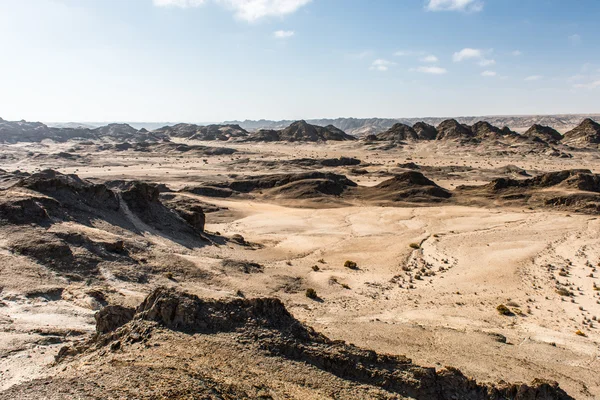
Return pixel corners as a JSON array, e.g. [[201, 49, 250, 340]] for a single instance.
[[245, 120, 356, 142], [562, 118, 600, 147], [2, 287, 572, 399], [375, 123, 418, 142], [153, 123, 248, 141], [523, 124, 563, 143], [226, 114, 600, 136], [0, 118, 166, 143]]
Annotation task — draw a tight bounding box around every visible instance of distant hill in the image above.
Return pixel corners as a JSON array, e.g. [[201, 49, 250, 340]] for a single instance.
[[225, 114, 600, 137]]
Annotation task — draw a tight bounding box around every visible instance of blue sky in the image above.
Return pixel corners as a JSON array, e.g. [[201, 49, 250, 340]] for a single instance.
[[0, 0, 599, 122]]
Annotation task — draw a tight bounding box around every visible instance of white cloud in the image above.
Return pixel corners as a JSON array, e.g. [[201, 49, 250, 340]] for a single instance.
[[574, 80, 600, 90], [569, 34, 581, 45], [153, 0, 312, 22], [420, 55, 439, 63], [525, 75, 542, 81], [478, 58, 495, 66], [511, 50, 522, 56], [413, 66, 447, 75], [453, 48, 494, 67], [370, 59, 396, 72], [154, 0, 206, 6], [481, 70, 496, 77], [426, 0, 483, 12], [394, 50, 427, 57], [453, 48, 482, 62], [273, 30, 294, 38]]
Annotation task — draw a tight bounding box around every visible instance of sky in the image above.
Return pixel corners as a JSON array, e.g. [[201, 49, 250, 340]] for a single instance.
[[0, 0, 599, 123]]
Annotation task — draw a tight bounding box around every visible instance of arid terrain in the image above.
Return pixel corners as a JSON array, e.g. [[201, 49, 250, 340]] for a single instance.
[[1, 115, 600, 399]]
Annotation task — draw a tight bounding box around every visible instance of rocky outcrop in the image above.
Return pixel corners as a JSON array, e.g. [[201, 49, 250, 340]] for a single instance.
[[81, 287, 573, 400], [562, 118, 600, 147], [160, 193, 206, 232], [524, 124, 563, 143], [364, 171, 452, 202], [246, 121, 356, 142], [0, 119, 165, 143], [95, 305, 136, 334], [456, 169, 600, 214], [375, 123, 418, 142], [436, 119, 474, 141], [413, 122, 438, 140], [153, 124, 248, 141], [183, 172, 357, 200], [471, 121, 515, 140]]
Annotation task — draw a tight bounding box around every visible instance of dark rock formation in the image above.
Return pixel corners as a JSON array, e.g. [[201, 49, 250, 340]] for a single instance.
[[413, 122, 438, 140], [95, 305, 136, 334], [160, 194, 206, 232], [375, 123, 418, 142], [365, 171, 452, 202], [84, 287, 573, 400], [562, 118, 600, 146], [0, 119, 165, 143], [524, 124, 563, 143], [246, 121, 356, 142], [153, 124, 248, 141], [436, 119, 474, 141]]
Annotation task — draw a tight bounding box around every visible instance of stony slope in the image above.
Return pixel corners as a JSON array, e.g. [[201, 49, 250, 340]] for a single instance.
[[1, 287, 571, 400]]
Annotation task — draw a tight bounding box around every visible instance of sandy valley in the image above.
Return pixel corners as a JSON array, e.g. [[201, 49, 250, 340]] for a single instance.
[[0, 117, 599, 399]]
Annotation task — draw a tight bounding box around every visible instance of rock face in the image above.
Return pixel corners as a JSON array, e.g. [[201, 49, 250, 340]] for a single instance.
[[50, 287, 571, 400], [95, 305, 136, 334], [160, 193, 206, 232], [0, 171, 209, 281], [375, 123, 418, 142], [471, 121, 514, 140], [562, 118, 600, 146], [436, 119, 474, 141], [153, 124, 248, 141], [413, 122, 438, 140], [246, 121, 356, 142], [524, 124, 563, 143]]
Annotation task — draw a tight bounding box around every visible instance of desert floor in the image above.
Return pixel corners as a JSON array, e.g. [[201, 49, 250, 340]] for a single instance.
[[1, 139, 599, 398]]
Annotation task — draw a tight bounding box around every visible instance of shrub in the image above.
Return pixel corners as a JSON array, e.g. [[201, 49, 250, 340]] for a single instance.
[[318, 258, 326, 264], [409, 243, 420, 249], [344, 260, 358, 270], [164, 272, 174, 280], [341, 283, 351, 290], [556, 288, 572, 297], [496, 304, 512, 316], [305, 288, 318, 299], [311, 265, 320, 272]]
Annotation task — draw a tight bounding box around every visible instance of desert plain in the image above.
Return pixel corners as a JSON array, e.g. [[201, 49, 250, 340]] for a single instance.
[[0, 117, 599, 399]]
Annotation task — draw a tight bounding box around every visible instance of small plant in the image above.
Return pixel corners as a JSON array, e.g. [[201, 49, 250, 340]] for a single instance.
[[409, 243, 420, 249], [341, 283, 351, 290], [344, 260, 358, 270], [318, 258, 326, 264], [575, 330, 587, 337], [496, 304, 512, 316], [164, 272, 174, 280], [311, 265, 320, 272], [305, 288, 318, 299], [556, 288, 572, 297]]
